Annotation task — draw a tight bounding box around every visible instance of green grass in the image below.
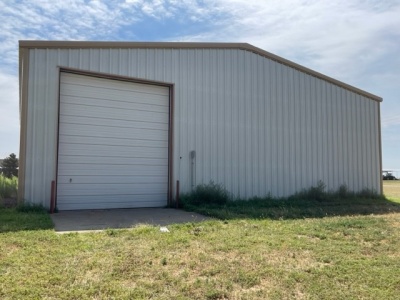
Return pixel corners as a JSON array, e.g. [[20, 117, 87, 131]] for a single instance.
[[182, 196, 400, 220], [383, 180, 400, 203], [181, 182, 400, 220], [0, 205, 53, 233], [0, 175, 18, 202], [0, 182, 399, 299], [1, 214, 399, 299]]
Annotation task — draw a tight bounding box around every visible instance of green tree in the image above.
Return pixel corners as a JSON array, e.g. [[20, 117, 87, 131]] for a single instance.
[[1, 153, 18, 178]]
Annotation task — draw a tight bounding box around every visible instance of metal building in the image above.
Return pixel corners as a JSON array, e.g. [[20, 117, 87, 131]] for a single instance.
[[18, 41, 382, 210]]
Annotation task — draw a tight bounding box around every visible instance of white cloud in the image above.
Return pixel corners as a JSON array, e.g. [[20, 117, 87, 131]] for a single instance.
[[175, 0, 400, 84], [0, 72, 18, 130], [382, 114, 400, 127], [0, 71, 19, 158]]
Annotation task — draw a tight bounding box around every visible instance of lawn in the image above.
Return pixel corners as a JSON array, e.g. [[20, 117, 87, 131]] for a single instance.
[[383, 180, 400, 202], [0, 183, 399, 299]]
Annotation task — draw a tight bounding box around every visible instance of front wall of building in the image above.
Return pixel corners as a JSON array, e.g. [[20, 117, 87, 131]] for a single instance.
[[22, 47, 381, 207]]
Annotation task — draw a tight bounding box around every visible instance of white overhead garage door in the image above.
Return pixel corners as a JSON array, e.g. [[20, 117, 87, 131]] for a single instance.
[[57, 72, 169, 210]]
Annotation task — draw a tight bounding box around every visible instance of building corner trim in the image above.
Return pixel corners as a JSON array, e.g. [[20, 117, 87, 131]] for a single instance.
[[18, 48, 29, 203]]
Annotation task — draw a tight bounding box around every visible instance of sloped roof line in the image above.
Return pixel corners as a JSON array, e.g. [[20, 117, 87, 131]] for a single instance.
[[19, 40, 382, 102]]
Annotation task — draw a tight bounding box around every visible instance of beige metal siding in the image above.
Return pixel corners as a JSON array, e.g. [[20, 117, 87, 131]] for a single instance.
[[22, 47, 381, 207], [23, 49, 60, 207]]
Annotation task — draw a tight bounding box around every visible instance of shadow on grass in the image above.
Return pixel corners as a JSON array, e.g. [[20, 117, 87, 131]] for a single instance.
[[0, 206, 54, 233], [182, 197, 400, 220], [180, 181, 400, 220]]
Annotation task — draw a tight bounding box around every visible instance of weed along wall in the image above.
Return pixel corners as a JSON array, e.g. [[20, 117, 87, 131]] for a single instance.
[[18, 41, 382, 210]]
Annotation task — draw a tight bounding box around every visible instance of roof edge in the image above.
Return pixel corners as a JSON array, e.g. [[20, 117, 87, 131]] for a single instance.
[[19, 40, 382, 102]]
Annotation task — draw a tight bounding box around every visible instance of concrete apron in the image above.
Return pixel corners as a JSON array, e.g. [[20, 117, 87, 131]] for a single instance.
[[50, 208, 210, 233]]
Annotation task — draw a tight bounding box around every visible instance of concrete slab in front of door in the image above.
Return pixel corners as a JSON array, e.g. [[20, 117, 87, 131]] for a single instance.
[[50, 208, 211, 233]]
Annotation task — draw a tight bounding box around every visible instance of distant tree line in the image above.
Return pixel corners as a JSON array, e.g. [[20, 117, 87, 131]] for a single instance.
[[1, 153, 18, 178]]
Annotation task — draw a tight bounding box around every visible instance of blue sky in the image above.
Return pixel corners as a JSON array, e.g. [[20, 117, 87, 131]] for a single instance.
[[0, 0, 399, 173]]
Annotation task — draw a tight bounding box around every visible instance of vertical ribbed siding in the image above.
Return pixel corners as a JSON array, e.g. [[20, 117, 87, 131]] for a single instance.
[[25, 49, 59, 206], [24, 47, 381, 207]]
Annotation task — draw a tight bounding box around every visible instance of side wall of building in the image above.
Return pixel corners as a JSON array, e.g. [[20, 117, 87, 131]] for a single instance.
[[21, 47, 381, 207]]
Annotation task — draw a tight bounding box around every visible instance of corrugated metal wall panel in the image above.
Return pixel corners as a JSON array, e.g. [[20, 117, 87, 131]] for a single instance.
[[24, 49, 59, 206], [24, 47, 381, 207]]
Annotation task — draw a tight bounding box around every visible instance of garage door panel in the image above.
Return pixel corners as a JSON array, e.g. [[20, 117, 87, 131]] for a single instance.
[[58, 195, 167, 203], [58, 163, 167, 173], [57, 175, 168, 184], [58, 144, 167, 158], [58, 134, 167, 148], [58, 156, 168, 166], [61, 88, 169, 109], [57, 73, 169, 210], [57, 196, 167, 210], [61, 73, 169, 96], [58, 160, 167, 175], [60, 115, 167, 131], [58, 135, 168, 148], [58, 167, 167, 177], [57, 183, 168, 196], [58, 124, 168, 140], [60, 102, 169, 123]]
